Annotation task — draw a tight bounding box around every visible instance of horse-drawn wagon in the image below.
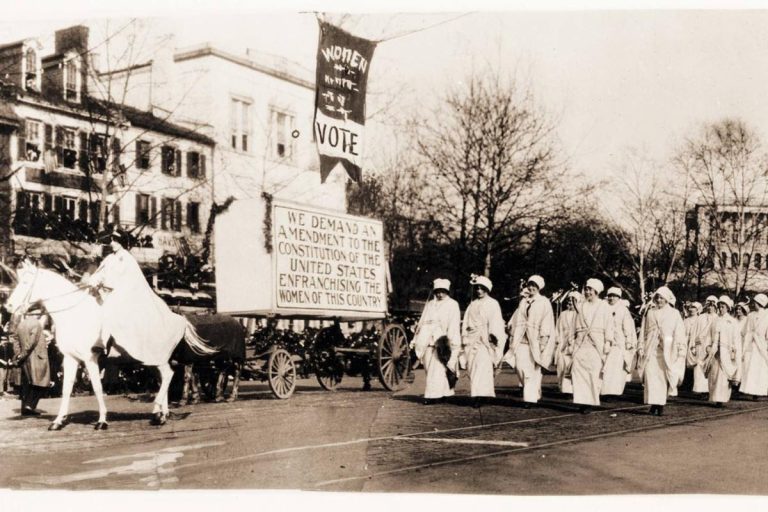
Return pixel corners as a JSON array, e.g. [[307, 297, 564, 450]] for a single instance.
[[214, 196, 412, 399]]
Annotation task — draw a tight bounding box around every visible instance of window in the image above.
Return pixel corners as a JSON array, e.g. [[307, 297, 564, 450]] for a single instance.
[[90, 134, 107, 173], [61, 197, 76, 219], [732, 253, 739, 268], [161, 145, 181, 176], [136, 193, 151, 225], [186, 151, 206, 179], [755, 254, 762, 270], [24, 47, 38, 90], [136, 140, 151, 169], [230, 98, 251, 152], [24, 120, 42, 161], [187, 201, 200, 233], [64, 56, 80, 102], [56, 127, 78, 169], [271, 110, 294, 160], [161, 198, 182, 231]]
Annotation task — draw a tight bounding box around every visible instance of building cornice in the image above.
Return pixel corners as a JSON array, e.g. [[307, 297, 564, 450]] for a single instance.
[[174, 44, 314, 90]]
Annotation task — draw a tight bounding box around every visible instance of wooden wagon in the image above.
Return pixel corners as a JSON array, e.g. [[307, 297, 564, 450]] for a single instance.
[[214, 196, 411, 399]]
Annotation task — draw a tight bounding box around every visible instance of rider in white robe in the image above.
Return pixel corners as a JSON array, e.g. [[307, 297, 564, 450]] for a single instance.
[[602, 288, 637, 396], [636, 286, 686, 415], [553, 292, 580, 394], [88, 234, 186, 366], [504, 275, 555, 405], [568, 278, 614, 411], [739, 294, 768, 398], [462, 275, 507, 400], [704, 296, 743, 406], [412, 278, 462, 402]]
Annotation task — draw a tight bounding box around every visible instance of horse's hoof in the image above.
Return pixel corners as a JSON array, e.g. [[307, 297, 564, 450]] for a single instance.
[[150, 412, 167, 426], [94, 421, 109, 431], [214, 396, 224, 403], [48, 417, 69, 431], [225, 396, 236, 403]]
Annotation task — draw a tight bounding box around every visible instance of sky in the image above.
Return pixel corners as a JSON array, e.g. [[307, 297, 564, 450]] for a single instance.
[[3, 1, 768, 196]]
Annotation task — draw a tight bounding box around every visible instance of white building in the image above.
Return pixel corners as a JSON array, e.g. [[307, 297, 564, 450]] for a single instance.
[[0, 26, 215, 283], [101, 37, 347, 212]]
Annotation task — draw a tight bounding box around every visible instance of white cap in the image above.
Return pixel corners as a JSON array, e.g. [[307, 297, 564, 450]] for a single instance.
[[470, 275, 493, 292], [705, 295, 718, 304], [432, 278, 451, 292], [527, 275, 545, 290], [688, 301, 703, 313], [606, 287, 622, 298], [654, 286, 675, 304], [718, 295, 734, 310], [585, 278, 604, 294], [736, 302, 750, 314], [754, 294, 768, 308]]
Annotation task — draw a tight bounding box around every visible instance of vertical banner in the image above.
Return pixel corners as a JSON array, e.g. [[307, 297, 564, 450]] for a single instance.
[[314, 20, 377, 184]]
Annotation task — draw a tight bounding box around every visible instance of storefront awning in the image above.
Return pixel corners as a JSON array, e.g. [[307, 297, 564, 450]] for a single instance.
[[0, 102, 20, 128]]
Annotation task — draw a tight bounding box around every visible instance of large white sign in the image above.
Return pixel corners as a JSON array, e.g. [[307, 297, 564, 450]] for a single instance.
[[273, 204, 387, 314]]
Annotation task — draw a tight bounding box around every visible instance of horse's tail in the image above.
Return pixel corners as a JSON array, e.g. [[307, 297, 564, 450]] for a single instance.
[[183, 319, 218, 356]]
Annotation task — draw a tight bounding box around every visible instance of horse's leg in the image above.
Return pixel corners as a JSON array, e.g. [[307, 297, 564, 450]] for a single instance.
[[226, 362, 242, 402], [214, 367, 226, 402], [50, 356, 78, 430], [150, 363, 174, 425], [83, 355, 108, 430]]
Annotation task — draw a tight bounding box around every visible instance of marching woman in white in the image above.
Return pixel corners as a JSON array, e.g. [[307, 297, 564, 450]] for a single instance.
[[462, 275, 507, 407], [504, 275, 555, 408], [554, 291, 581, 394], [412, 278, 462, 404], [689, 296, 719, 393], [602, 288, 637, 397], [636, 286, 687, 416], [739, 293, 768, 400], [568, 278, 614, 413], [684, 302, 706, 392], [704, 296, 743, 407], [735, 302, 749, 337]]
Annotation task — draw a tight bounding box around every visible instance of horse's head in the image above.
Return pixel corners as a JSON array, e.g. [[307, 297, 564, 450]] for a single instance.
[[5, 260, 40, 314]]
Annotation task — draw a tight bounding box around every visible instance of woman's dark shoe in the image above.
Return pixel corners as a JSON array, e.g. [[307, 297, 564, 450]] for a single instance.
[[579, 405, 591, 414]]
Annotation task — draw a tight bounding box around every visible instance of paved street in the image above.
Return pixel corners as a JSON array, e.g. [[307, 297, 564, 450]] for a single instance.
[[1, 369, 768, 494]]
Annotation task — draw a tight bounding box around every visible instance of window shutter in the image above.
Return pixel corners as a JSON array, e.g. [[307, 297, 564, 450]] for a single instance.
[[44, 124, 53, 152], [17, 130, 26, 161], [135, 140, 141, 168], [150, 196, 158, 228], [112, 203, 120, 226], [43, 193, 53, 212], [186, 202, 193, 230], [161, 147, 169, 175], [200, 154, 206, 179], [186, 151, 193, 178], [78, 132, 89, 171], [16, 191, 28, 209], [111, 136, 121, 167], [53, 195, 63, 213], [135, 194, 142, 226], [174, 200, 182, 231], [175, 149, 182, 177], [78, 199, 88, 221], [55, 126, 64, 163], [161, 198, 168, 230]]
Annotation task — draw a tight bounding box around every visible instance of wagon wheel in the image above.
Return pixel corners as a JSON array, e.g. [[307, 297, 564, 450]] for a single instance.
[[267, 349, 296, 399], [313, 327, 345, 391], [377, 324, 411, 391]]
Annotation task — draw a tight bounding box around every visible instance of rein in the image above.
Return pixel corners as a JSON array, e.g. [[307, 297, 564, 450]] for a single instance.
[[16, 268, 99, 315]]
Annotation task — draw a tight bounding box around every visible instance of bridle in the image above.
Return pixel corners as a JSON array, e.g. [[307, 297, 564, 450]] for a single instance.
[[12, 266, 94, 316]]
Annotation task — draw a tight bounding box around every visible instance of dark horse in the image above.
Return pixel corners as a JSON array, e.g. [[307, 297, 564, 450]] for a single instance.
[[173, 314, 246, 405]]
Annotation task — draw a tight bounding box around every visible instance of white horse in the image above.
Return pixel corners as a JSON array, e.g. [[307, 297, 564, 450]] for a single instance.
[[6, 261, 215, 430]]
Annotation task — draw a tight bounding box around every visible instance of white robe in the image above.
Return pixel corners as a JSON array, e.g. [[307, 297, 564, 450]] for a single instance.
[[602, 303, 637, 396], [569, 298, 614, 406], [689, 313, 715, 393], [414, 296, 461, 399], [740, 309, 768, 396], [462, 295, 507, 398], [504, 294, 555, 403], [554, 309, 577, 394], [704, 314, 742, 404], [637, 305, 686, 405], [89, 247, 186, 366]]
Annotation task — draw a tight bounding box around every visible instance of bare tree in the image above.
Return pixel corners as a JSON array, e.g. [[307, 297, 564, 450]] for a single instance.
[[674, 118, 768, 297], [413, 70, 579, 279]]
